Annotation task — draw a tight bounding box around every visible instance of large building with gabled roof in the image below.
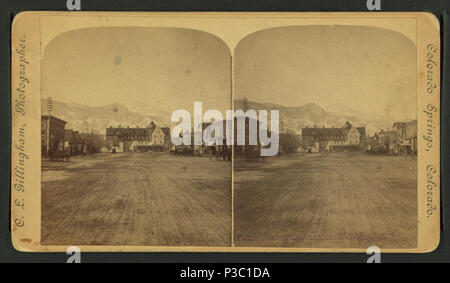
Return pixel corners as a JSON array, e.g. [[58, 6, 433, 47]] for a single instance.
[[105, 122, 171, 152], [302, 121, 366, 152]]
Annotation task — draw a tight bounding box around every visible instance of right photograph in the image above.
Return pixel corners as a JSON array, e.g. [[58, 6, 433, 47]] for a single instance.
[[233, 25, 418, 249]]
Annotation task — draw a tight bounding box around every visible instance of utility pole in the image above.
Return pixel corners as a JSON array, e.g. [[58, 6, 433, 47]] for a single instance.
[[241, 97, 249, 112]]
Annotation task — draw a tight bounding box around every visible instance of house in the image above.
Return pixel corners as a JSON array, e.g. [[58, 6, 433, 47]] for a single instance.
[[301, 121, 366, 152], [41, 115, 67, 158]]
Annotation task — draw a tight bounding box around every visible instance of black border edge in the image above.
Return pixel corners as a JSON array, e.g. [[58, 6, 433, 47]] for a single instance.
[[0, 0, 449, 264]]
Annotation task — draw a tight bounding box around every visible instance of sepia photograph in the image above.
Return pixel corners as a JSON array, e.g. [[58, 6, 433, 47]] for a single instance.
[[39, 27, 232, 246], [233, 25, 418, 249], [10, 12, 440, 253]]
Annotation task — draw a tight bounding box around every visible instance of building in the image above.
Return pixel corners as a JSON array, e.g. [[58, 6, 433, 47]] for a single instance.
[[65, 129, 106, 155], [402, 120, 418, 153], [105, 122, 170, 152], [106, 126, 150, 152], [150, 126, 166, 146], [367, 134, 380, 152], [41, 115, 67, 158], [301, 121, 366, 152], [371, 120, 417, 155], [375, 129, 390, 153], [80, 133, 105, 154], [161, 127, 171, 150], [72, 131, 85, 154], [367, 120, 417, 155], [64, 129, 75, 154]]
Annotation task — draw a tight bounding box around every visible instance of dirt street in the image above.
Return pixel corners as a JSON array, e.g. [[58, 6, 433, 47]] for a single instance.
[[41, 152, 231, 246], [234, 152, 418, 249], [42, 151, 417, 249]]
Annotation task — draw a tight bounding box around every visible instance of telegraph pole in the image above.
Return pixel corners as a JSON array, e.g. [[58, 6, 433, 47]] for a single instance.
[[46, 97, 53, 159], [242, 97, 249, 112]]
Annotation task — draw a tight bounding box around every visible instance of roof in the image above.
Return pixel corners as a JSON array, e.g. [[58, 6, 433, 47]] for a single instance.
[[302, 125, 366, 137], [106, 127, 151, 137], [41, 115, 67, 124], [344, 120, 352, 129], [302, 127, 347, 136], [161, 127, 171, 136], [393, 122, 407, 128], [405, 120, 417, 127], [149, 121, 157, 130]]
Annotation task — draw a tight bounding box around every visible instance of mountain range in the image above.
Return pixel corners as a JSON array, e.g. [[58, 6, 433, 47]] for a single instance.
[[42, 100, 400, 136], [233, 100, 395, 136], [41, 101, 165, 135]]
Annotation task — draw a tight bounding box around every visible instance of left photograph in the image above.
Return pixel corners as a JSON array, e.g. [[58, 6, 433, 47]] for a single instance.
[[40, 27, 232, 246]]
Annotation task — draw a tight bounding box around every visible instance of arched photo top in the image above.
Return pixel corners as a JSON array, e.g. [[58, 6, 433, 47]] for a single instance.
[[43, 26, 231, 61], [42, 27, 232, 118], [234, 25, 417, 126], [234, 25, 416, 53]]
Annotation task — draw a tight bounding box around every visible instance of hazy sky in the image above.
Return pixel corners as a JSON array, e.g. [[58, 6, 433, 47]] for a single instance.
[[43, 25, 417, 124], [42, 27, 231, 116], [235, 25, 417, 122]]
